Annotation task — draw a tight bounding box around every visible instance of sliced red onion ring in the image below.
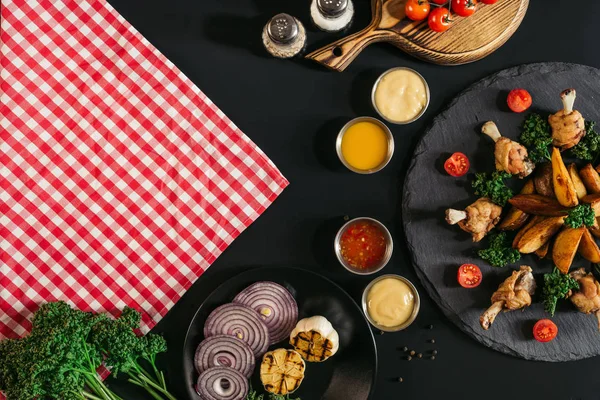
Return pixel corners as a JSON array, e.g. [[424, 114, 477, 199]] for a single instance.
[[204, 303, 270, 357], [233, 281, 298, 344], [196, 366, 248, 400], [194, 335, 255, 378]]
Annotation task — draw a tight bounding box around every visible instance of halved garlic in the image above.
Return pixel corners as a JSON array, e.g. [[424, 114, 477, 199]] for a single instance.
[[289, 316, 339, 362]]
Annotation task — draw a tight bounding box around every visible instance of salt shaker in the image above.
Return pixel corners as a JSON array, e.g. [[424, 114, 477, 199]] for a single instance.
[[262, 13, 307, 59], [310, 0, 354, 33]]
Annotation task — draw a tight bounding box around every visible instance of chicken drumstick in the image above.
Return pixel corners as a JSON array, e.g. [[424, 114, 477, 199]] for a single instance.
[[548, 89, 585, 150], [482, 121, 534, 178], [445, 197, 502, 242], [480, 266, 536, 330], [569, 268, 600, 330]]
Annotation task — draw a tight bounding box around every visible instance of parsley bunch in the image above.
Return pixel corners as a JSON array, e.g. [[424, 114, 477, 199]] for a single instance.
[[564, 204, 595, 228], [519, 113, 553, 163], [477, 232, 521, 268], [247, 388, 301, 400], [472, 171, 513, 206], [543, 268, 579, 317], [570, 121, 600, 161]]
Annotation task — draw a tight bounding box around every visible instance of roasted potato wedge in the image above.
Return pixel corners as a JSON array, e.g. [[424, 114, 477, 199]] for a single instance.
[[582, 193, 600, 216], [512, 215, 545, 248], [590, 218, 600, 239], [508, 194, 569, 216], [498, 180, 535, 231], [552, 227, 585, 274], [578, 229, 600, 263], [595, 164, 600, 174], [568, 164, 588, 200], [552, 147, 579, 207], [517, 216, 565, 254], [534, 240, 550, 258], [534, 162, 554, 197], [579, 164, 600, 194]]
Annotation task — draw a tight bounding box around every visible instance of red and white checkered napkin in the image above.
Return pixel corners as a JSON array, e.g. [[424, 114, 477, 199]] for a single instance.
[[0, 0, 288, 339]]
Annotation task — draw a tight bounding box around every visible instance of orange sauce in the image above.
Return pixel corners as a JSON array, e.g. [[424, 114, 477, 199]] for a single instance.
[[340, 221, 387, 270]]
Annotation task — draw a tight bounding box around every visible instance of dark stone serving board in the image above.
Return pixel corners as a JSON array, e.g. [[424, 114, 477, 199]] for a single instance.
[[402, 62, 600, 362]]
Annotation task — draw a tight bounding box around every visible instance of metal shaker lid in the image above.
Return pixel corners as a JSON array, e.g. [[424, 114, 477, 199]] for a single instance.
[[267, 13, 299, 44], [317, 0, 348, 18]]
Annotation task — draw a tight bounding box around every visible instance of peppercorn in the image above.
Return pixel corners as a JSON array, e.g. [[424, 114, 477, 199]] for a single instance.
[[430, 355, 436, 360], [397, 377, 404, 383], [402, 346, 408, 352], [379, 330, 385, 335], [432, 350, 438, 355], [429, 339, 436, 344], [406, 356, 412, 361], [428, 324, 434, 329], [409, 350, 416, 356], [417, 353, 422, 359]]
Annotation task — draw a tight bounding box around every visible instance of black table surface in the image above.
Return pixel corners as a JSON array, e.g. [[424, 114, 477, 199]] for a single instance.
[[104, 1, 600, 399]]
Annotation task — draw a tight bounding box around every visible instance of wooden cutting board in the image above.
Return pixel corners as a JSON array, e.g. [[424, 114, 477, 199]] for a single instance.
[[306, 0, 529, 71]]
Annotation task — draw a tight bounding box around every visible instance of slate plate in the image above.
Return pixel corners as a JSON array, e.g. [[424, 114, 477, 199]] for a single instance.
[[402, 62, 600, 362]]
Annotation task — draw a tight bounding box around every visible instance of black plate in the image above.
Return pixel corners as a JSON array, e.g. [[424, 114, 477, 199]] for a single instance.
[[182, 267, 377, 399], [402, 62, 600, 362]]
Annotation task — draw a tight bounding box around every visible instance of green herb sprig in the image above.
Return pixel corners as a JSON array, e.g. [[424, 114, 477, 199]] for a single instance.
[[570, 121, 600, 161], [472, 171, 513, 206], [246, 388, 301, 400], [477, 232, 521, 268], [564, 203, 595, 228], [519, 113, 553, 163], [543, 267, 579, 317]]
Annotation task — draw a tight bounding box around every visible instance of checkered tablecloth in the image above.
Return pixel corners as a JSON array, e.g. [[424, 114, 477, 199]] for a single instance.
[[0, 0, 288, 339]]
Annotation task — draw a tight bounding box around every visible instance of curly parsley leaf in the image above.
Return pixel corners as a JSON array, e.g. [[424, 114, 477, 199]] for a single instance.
[[472, 171, 513, 206], [569, 121, 600, 161], [519, 113, 553, 163], [564, 204, 595, 228], [477, 232, 521, 268], [543, 267, 579, 317]]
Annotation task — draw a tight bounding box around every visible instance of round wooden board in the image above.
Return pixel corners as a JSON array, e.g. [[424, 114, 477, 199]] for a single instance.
[[307, 0, 529, 71], [402, 62, 600, 361]]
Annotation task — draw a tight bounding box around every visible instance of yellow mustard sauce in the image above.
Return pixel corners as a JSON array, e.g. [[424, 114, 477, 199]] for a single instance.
[[340, 121, 388, 171], [367, 278, 415, 327], [374, 69, 427, 123]]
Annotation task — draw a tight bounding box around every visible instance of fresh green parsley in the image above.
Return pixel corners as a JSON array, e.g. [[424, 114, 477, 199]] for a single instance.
[[247, 388, 301, 400], [564, 203, 595, 228], [570, 121, 600, 161], [519, 113, 553, 163], [472, 171, 513, 206], [543, 267, 579, 317], [477, 232, 521, 268]]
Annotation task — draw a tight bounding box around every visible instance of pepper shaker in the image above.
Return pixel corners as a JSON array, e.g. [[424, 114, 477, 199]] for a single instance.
[[310, 0, 354, 32], [262, 13, 307, 59]]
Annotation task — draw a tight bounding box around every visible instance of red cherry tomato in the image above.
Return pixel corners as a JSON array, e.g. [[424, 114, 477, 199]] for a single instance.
[[480, 0, 498, 3], [405, 0, 431, 21], [457, 264, 482, 288], [428, 7, 452, 32], [451, 0, 477, 16], [431, 0, 448, 4], [533, 319, 558, 343], [444, 152, 470, 177], [507, 89, 532, 113]]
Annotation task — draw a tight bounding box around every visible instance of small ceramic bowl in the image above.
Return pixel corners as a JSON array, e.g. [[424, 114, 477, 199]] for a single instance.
[[334, 217, 393, 275], [335, 116, 395, 174], [362, 274, 420, 332], [371, 67, 430, 125]]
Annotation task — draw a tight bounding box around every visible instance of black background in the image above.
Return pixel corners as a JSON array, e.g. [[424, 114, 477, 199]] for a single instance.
[[104, 1, 600, 399]]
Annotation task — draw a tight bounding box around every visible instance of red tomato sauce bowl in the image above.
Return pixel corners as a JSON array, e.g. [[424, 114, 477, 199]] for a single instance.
[[334, 217, 393, 275]]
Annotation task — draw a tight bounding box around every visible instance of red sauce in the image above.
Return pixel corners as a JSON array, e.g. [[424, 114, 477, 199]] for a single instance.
[[340, 221, 387, 270]]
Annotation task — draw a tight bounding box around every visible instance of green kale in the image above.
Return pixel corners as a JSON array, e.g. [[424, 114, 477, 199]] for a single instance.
[[477, 232, 521, 268], [570, 121, 600, 161], [543, 268, 579, 317], [472, 171, 513, 206], [519, 113, 553, 163], [564, 203, 595, 228], [246, 388, 300, 400]]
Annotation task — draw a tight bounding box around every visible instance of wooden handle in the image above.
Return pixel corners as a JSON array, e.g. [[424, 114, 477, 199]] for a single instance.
[[305, 27, 392, 72]]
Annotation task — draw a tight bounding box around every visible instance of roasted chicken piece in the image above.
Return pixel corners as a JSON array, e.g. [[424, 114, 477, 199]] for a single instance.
[[480, 266, 536, 330], [482, 121, 534, 178], [568, 268, 600, 330], [446, 198, 502, 242], [548, 89, 585, 150]]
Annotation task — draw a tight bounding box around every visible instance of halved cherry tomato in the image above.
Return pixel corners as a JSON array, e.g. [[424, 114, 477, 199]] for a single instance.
[[444, 152, 470, 177], [405, 0, 431, 21], [533, 319, 558, 342], [507, 89, 532, 113], [457, 264, 482, 288], [431, 0, 448, 4], [428, 7, 452, 32], [480, 0, 498, 3], [451, 0, 477, 17]]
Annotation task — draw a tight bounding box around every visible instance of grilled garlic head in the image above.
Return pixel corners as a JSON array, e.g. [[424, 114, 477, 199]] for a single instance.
[[289, 315, 339, 362]]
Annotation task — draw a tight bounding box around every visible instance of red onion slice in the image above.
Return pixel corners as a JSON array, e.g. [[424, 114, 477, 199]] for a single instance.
[[233, 281, 298, 344], [204, 303, 270, 357], [194, 335, 255, 378], [196, 366, 248, 400]]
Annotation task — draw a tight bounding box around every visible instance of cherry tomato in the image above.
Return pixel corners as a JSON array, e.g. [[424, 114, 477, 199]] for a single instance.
[[405, 0, 431, 21], [428, 7, 452, 32], [480, 0, 498, 3], [451, 0, 477, 16], [431, 0, 448, 4], [444, 152, 470, 177], [533, 319, 558, 342], [507, 89, 532, 113], [457, 264, 482, 288]]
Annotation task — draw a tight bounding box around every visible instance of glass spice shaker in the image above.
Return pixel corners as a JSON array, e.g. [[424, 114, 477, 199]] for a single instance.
[[310, 0, 354, 33], [262, 13, 307, 59]]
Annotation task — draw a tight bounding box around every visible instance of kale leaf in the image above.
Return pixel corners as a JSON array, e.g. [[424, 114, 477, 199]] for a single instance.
[[477, 232, 521, 268], [472, 171, 513, 206], [564, 204, 595, 228], [519, 113, 553, 163], [543, 268, 579, 317]]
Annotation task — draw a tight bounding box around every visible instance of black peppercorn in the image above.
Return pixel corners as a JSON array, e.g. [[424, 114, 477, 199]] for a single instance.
[[402, 346, 408, 352], [428, 324, 434, 329], [417, 353, 422, 359], [429, 339, 436, 344], [409, 350, 416, 356], [430, 355, 436, 360], [432, 350, 438, 355], [379, 330, 385, 335], [406, 356, 412, 361], [398, 377, 404, 383]]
